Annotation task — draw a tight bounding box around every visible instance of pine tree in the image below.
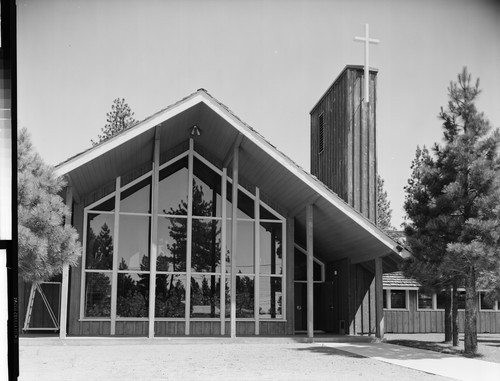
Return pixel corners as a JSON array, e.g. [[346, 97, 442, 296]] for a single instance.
[[91, 98, 138, 146], [403, 68, 500, 354], [18, 127, 81, 282], [376, 175, 394, 231]]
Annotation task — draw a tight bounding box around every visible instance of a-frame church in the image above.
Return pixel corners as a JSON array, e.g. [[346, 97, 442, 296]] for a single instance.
[[20, 65, 410, 339]]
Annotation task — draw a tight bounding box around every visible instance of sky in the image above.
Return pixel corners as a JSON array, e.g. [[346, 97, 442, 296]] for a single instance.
[[17, 0, 500, 228]]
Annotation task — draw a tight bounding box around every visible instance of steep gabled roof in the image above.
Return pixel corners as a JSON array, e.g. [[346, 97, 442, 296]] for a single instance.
[[56, 89, 410, 268]]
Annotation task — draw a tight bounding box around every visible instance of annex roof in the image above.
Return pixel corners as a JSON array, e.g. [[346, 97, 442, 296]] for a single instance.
[[383, 271, 421, 289], [55, 89, 410, 269]]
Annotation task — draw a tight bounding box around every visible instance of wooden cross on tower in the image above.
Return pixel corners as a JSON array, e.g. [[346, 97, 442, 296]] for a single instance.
[[354, 24, 380, 103]]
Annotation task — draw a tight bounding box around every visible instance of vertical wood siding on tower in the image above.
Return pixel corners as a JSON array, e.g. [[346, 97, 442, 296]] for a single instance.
[[310, 67, 377, 223]]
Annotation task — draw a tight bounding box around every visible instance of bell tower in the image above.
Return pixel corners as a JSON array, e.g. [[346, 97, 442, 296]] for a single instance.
[[310, 65, 377, 222]]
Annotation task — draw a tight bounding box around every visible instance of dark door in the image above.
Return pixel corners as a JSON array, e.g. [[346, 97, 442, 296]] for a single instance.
[[294, 283, 307, 331], [320, 281, 337, 333]]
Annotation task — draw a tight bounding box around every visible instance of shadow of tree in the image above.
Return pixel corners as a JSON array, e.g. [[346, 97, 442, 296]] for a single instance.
[[387, 340, 485, 359], [295, 346, 365, 358]]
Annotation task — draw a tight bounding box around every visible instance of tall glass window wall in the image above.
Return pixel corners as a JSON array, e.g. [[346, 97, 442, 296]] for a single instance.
[[81, 147, 286, 330]]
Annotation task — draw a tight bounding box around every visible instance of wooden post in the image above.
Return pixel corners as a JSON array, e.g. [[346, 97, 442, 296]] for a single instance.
[[286, 217, 295, 335], [230, 144, 239, 338], [254, 188, 260, 335], [59, 185, 72, 339], [375, 257, 384, 340], [185, 139, 194, 335], [148, 134, 160, 338], [110, 176, 121, 335], [220, 168, 227, 336], [306, 204, 314, 339]]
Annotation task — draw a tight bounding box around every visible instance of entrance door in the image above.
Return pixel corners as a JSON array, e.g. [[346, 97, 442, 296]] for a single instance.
[[294, 283, 307, 331], [319, 281, 337, 333]]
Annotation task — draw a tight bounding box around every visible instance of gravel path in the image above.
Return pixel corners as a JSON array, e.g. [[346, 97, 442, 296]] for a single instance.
[[19, 342, 454, 381]]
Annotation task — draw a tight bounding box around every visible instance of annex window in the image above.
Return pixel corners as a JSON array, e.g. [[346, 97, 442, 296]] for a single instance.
[[436, 292, 448, 310], [479, 292, 497, 311], [417, 292, 434, 310], [318, 113, 324, 154], [81, 146, 286, 328], [384, 289, 408, 310], [457, 290, 466, 310]]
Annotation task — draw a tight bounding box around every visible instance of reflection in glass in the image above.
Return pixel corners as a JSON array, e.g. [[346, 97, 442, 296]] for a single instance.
[[226, 220, 254, 273], [86, 213, 114, 270], [157, 217, 187, 272], [117, 273, 149, 317], [259, 277, 282, 319], [236, 275, 254, 318], [190, 275, 221, 318], [260, 222, 282, 275], [390, 290, 407, 309], [155, 274, 186, 318], [193, 158, 222, 217], [118, 215, 150, 271], [294, 248, 322, 281], [226, 183, 255, 219], [417, 292, 433, 309], [192, 219, 221, 273], [120, 177, 151, 214], [85, 272, 112, 317], [158, 158, 188, 215], [89, 197, 115, 212], [260, 205, 280, 220], [480, 292, 495, 310]]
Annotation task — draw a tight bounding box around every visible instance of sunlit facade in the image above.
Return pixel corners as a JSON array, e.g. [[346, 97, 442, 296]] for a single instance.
[[19, 87, 410, 338]]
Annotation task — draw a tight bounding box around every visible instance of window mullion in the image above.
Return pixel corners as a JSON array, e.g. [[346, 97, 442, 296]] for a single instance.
[[185, 138, 194, 335], [254, 187, 260, 335], [80, 212, 88, 320], [110, 176, 121, 335], [220, 168, 227, 336], [149, 138, 160, 338]]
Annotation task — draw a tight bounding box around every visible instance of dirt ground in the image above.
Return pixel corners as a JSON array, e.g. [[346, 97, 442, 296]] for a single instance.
[[384, 333, 500, 364], [19, 341, 454, 381]]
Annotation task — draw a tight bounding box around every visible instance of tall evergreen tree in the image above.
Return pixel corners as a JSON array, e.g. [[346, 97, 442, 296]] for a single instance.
[[403, 68, 500, 354], [18, 127, 81, 282], [91, 98, 138, 146], [376, 174, 394, 231]]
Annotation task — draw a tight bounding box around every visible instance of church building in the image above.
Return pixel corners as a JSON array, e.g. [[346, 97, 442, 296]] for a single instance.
[[21, 65, 410, 338]]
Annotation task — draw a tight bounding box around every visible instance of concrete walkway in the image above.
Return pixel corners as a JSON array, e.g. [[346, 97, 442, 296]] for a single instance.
[[323, 341, 500, 381]]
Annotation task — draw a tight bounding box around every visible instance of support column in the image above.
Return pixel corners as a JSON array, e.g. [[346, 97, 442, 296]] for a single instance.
[[254, 188, 260, 335], [375, 256, 384, 340], [220, 168, 227, 336], [230, 144, 239, 338], [148, 134, 160, 338], [110, 177, 121, 335], [185, 139, 194, 335], [59, 185, 72, 339], [306, 204, 314, 339]]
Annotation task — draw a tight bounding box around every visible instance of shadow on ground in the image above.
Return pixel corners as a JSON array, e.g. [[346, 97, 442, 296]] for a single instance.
[[386, 339, 485, 359], [294, 346, 364, 358]]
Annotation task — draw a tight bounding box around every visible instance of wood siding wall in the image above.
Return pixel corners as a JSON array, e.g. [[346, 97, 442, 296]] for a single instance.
[[310, 67, 377, 223], [348, 263, 376, 335], [385, 290, 500, 333]]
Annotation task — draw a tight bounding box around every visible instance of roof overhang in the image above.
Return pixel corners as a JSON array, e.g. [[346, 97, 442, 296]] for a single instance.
[[56, 89, 410, 270]]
